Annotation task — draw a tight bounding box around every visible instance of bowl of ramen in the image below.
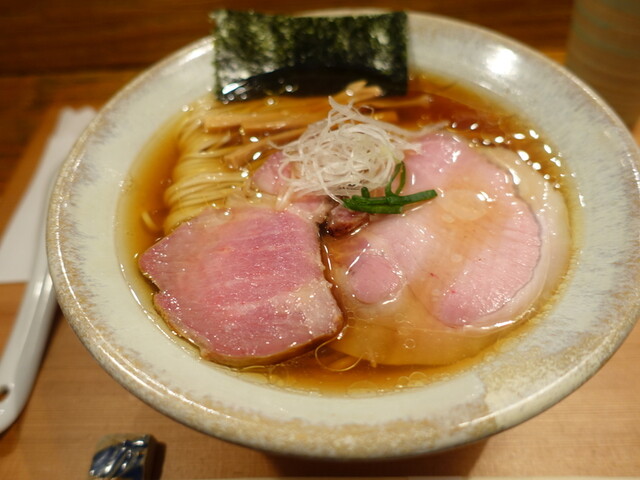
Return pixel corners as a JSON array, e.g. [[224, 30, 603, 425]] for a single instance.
[[48, 10, 640, 459]]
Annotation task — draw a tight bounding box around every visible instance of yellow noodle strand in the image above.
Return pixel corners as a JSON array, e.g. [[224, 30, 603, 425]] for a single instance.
[[163, 81, 408, 232]]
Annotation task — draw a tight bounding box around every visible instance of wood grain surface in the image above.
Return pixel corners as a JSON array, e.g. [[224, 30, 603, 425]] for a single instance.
[[1, 1, 639, 479]]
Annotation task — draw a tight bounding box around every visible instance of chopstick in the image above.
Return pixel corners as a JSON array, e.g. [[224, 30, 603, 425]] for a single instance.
[[0, 172, 58, 433]]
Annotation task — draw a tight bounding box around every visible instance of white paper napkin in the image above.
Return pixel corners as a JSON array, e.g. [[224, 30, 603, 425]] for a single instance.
[[0, 107, 96, 284]]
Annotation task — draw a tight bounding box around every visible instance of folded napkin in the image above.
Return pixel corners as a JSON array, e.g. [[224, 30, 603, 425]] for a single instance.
[[0, 107, 96, 284]]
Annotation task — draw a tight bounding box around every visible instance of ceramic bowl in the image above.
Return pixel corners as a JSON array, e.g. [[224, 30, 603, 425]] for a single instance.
[[47, 11, 640, 459]]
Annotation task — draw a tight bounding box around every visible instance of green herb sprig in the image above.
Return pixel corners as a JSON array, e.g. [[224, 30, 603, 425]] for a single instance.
[[342, 161, 437, 214]]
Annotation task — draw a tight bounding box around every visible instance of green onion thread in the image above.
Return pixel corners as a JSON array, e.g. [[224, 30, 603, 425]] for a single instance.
[[342, 161, 437, 214]]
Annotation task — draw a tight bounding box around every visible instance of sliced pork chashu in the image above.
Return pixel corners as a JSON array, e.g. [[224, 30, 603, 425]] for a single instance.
[[325, 132, 571, 365], [139, 205, 343, 367]]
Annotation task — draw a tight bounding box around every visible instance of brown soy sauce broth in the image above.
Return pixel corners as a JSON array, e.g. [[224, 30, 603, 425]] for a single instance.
[[117, 73, 573, 396]]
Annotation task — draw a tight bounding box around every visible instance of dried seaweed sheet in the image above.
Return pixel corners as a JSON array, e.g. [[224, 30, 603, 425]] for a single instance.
[[211, 10, 408, 101]]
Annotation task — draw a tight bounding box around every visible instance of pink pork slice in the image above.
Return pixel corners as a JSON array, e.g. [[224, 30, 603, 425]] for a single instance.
[[139, 205, 343, 367], [326, 131, 570, 365]]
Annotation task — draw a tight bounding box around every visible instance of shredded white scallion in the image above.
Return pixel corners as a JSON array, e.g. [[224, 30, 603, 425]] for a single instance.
[[277, 97, 425, 202]]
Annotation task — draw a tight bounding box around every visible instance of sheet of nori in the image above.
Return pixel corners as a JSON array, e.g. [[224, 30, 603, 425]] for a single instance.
[[211, 10, 408, 101]]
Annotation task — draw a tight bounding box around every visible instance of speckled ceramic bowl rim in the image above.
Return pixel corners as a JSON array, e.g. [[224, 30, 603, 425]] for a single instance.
[[47, 10, 640, 459]]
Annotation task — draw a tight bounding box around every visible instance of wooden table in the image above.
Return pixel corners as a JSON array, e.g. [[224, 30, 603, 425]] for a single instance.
[[1, 1, 639, 478]]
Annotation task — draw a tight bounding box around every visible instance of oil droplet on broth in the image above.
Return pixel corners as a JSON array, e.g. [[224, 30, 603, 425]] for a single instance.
[[347, 380, 380, 397], [402, 337, 417, 350]]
